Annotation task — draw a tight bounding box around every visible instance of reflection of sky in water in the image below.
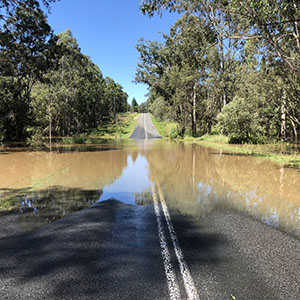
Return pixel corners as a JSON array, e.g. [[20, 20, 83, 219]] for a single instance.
[[98, 154, 151, 205]]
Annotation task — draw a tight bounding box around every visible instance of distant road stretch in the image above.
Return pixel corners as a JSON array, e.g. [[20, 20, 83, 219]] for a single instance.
[[130, 113, 161, 140]]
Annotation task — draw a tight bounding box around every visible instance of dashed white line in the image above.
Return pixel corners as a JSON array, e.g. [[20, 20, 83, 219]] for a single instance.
[[151, 183, 181, 300], [157, 183, 200, 300]]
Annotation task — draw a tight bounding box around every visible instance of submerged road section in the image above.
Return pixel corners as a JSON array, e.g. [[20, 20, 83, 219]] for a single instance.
[[1, 189, 300, 299], [130, 113, 161, 140]]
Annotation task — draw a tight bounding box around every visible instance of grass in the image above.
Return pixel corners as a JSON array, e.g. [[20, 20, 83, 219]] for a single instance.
[[0, 194, 21, 212], [151, 115, 178, 139], [60, 112, 139, 145], [184, 134, 300, 168], [150, 117, 300, 168], [184, 134, 229, 143], [92, 112, 139, 140]]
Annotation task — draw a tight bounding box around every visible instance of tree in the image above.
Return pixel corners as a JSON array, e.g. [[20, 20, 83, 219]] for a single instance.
[[29, 29, 111, 146], [140, 0, 300, 79], [136, 13, 218, 136], [138, 0, 300, 143], [104, 77, 128, 123], [138, 102, 148, 113], [131, 98, 139, 112], [0, 0, 55, 141]]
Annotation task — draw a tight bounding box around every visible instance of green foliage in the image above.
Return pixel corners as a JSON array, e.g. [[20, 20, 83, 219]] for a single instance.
[[131, 98, 139, 112], [149, 96, 168, 121], [138, 102, 148, 113], [218, 96, 271, 144], [105, 77, 129, 121], [168, 127, 181, 139], [0, 3, 129, 146], [62, 136, 86, 145], [0, 0, 54, 142], [151, 114, 178, 138], [95, 112, 138, 140], [137, 0, 300, 144]]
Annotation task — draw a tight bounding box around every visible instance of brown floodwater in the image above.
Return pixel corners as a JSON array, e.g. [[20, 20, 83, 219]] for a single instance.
[[0, 140, 299, 238]]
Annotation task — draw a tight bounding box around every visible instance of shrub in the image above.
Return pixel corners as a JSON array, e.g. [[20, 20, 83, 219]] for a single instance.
[[217, 96, 268, 144]]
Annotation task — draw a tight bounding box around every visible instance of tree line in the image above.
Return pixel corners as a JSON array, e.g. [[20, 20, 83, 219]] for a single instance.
[[0, 0, 129, 145], [136, 0, 300, 144]]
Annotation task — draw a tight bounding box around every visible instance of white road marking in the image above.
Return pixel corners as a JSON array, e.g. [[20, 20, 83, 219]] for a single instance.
[[144, 114, 148, 140], [157, 183, 200, 300], [151, 183, 181, 300]]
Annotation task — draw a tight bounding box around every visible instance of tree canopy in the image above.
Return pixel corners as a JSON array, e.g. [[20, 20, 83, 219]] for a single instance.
[[136, 0, 300, 143], [0, 1, 129, 145]]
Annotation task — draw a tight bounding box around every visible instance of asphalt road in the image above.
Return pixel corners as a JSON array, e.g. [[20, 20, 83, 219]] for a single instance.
[[130, 113, 161, 140], [1, 193, 300, 299]]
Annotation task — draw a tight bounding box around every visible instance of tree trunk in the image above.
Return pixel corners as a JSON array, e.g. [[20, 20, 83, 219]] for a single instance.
[[49, 106, 52, 151], [290, 119, 298, 144], [280, 100, 286, 142], [223, 91, 227, 106], [192, 82, 197, 137]]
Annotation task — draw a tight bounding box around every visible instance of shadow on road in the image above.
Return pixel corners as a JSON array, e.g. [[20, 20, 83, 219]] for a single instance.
[[0, 200, 226, 300]]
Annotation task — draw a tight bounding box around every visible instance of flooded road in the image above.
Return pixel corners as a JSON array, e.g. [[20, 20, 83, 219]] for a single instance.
[[1, 140, 299, 238], [1, 140, 300, 299]]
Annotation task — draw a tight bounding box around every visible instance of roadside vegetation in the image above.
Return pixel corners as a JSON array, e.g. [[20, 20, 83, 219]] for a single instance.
[[41, 112, 138, 145], [92, 112, 139, 140], [0, 0, 133, 148], [151, 115, 178, 139], [1, 0, 300, 160], [152, 114, 300, 168], [136, 1, 300, 146], [187, 135, 300, 168]]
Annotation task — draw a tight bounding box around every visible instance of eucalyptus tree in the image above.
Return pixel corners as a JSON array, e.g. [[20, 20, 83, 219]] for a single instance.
[[30, 29, 107, 145], [0, 0, 57, 18], [139, 0, 300, 143], [140, 0, 300, 78], [136, 13, 218, 136], [104, 77, 128, 123], [0, 0, 55, 141]]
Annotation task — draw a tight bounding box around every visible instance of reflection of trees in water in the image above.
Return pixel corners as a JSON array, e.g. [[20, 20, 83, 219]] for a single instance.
[[17, 187, 102, 232], [214, 154, 300, 238], [146, 144, 222, 217], [131, 150, 139, 163], [146, 143, 300, 238], [1, 144, 134, 233], [0, 146, 130, 191]]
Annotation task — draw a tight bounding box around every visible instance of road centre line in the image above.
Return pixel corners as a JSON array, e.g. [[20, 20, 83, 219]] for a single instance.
[[144, 114, 148, 140], [151, 183, 182, 300], [157, 183, 200, 300]]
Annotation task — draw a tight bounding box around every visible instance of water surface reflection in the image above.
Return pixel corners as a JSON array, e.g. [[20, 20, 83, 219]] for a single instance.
[[99, 154, 151, 205], [0, 141, 299, 238], [146, 143, 300, 238]]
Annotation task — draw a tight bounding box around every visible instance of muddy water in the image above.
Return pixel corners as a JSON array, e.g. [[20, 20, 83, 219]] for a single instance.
[[0, 140, 299, 237]]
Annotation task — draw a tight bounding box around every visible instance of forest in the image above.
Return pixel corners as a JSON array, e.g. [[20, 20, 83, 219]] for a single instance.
[[1, 0, 300, 146], [0, 0, 129, 145], [136, 0, 300, 144]]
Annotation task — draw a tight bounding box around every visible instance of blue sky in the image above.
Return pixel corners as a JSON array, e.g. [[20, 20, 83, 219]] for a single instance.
[[47, 0, 179, 104]]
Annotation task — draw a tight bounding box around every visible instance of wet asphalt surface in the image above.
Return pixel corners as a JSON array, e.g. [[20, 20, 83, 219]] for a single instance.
[[0, 200, 299, 300], [0, 201, 168, 300], [130, 113, 161, 140]]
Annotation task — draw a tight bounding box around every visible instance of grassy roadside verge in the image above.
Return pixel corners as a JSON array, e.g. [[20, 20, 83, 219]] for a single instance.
[[151, 115, 178, 139], [151, 115, 300, 168], [94, 112, 139, 139], [63, 112, 139, 144], [185, 134, 300, 168]]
